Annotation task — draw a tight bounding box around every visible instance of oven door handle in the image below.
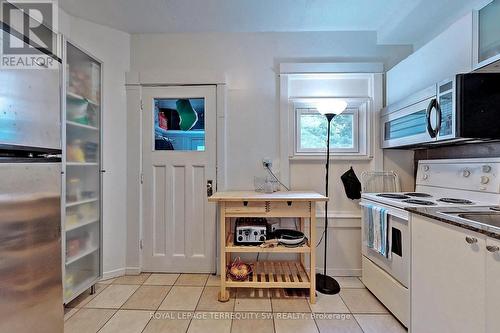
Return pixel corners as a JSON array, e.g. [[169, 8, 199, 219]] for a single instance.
[[359, 202, 408, 221]]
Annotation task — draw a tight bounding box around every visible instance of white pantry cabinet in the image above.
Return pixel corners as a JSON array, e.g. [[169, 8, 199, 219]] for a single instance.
[[486, 237, 500, 333], [411, 215, 486, 333]]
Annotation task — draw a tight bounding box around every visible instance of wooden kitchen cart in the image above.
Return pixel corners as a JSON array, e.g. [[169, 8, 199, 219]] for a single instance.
[[208, 191, 327, 304]]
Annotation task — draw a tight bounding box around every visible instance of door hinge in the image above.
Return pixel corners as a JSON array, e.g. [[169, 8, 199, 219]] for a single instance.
[[140, 99, 143, 111], [139, 239, 143, 250], [140, 173, 144, 184]]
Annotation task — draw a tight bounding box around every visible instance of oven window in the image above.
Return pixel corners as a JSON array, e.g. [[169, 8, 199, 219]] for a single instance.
[[392, 227, 402, 257]]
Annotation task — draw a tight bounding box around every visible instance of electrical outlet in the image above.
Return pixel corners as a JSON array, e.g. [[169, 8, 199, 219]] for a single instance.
[[262, 159, 272, 168]]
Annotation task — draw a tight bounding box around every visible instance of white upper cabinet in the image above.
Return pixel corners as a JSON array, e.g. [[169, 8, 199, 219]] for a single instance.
[[386, 13, 473, 105], [473, 0, 500, 69]]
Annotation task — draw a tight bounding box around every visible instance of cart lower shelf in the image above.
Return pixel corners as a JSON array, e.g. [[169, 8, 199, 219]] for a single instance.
[[226, 261, 310, 288]]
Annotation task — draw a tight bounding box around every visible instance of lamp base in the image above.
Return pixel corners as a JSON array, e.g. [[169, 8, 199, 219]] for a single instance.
[[315, 273, 341, 295]]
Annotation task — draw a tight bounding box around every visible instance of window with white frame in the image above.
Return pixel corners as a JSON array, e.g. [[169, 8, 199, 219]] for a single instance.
[[292, 99, 370, 157], [296, 107, 359, 153]]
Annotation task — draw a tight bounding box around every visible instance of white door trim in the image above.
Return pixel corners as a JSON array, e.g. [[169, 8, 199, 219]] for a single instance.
[[141, 85, 217, 272], [124, 73, 227, 274]]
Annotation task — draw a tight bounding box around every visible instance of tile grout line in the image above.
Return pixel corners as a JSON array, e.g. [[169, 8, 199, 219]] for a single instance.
[[308, 290, 321, 333], [338, 290, 367, 333], [183, 281, 205, 333], [95, 309, 119, 333]]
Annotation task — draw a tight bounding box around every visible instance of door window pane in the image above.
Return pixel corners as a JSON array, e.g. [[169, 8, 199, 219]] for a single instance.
[[154, 98, 205, 151]]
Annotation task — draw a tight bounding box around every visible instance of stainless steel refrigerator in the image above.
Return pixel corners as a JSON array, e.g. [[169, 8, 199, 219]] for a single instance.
[[0, 65, 64, 331]]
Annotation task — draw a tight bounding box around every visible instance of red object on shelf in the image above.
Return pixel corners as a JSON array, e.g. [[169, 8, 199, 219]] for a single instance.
[[158, 112, 168, 130]]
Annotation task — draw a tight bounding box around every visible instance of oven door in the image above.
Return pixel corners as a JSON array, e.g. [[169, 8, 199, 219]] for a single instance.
[[360, 201, 409, 288]]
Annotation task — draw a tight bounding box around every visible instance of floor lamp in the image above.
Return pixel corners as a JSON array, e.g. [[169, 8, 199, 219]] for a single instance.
[[315, 99, 347, 295]]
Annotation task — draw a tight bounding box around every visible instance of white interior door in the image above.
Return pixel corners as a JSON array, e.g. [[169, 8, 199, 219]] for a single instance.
[[142, 86, 216, 273]]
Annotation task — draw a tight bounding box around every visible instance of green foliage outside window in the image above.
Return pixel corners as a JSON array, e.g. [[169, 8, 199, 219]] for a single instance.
[[300, 112, 354, 149]]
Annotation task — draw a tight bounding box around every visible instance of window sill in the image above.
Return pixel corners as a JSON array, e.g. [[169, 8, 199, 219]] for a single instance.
[[290, 154, 373, 161]]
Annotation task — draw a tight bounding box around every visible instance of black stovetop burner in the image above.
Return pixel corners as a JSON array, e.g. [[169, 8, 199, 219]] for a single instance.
[[402, 199, 437, 206], [405, 192, 432, 198], [376, 193, 411, 199], [437, 198, 475, 205]]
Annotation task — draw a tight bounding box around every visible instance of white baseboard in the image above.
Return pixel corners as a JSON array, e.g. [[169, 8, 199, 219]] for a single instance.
[[314, 268, 362, 277], [102, 267, 126, 280], [125, 267, 142, 275]]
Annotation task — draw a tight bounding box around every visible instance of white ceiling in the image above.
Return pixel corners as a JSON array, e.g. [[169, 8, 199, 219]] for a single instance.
[[59, 0, 487, 46]]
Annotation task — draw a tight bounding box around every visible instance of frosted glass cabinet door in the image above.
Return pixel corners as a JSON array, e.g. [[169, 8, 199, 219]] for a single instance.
[[63, 41, 102, 303], [478, 1, 500, 65]]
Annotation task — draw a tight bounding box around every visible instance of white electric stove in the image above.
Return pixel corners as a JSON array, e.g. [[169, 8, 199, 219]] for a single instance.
[[360, 157, 500, 327]]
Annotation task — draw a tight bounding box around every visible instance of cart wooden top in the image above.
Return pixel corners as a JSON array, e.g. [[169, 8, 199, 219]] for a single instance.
[[208, 191, 327, 202]]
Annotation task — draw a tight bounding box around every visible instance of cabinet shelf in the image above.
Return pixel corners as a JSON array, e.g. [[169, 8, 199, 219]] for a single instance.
[[67, 91, 99, 106], [64, 275, 101, 304], [66, 198, 98, 207], [66, 162, 98, 166], [226, 233, 310, 253], [66, 218, 99, 232], [225, 261, 310, 288], [66, 246, 99, 265], [66, 121, 98, 131]]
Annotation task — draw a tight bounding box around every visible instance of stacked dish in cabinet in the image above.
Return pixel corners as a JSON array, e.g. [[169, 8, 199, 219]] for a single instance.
[[63, 41, 102, 303]]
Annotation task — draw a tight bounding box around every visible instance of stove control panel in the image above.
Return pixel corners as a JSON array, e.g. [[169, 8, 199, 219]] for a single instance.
[[417, 158, 500, 193]]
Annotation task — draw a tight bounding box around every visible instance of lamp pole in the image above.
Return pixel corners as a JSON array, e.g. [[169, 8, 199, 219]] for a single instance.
[[316, 113, 341, 295]]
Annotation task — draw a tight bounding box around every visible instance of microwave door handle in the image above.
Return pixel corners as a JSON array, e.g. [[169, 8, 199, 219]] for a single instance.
[[426, 98, 438, 138], [435, 100, 442, 135]]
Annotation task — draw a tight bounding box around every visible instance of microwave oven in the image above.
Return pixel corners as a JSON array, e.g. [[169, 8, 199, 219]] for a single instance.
[[381, 73, 500, 149]]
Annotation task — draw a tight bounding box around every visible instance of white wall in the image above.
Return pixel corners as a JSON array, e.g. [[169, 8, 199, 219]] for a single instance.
[[59, 9, 131, 278], [285, 72, 383, 276], [128, 31, 412, 275], [130, 31, 411, 189], [386, 13, 473, 105]]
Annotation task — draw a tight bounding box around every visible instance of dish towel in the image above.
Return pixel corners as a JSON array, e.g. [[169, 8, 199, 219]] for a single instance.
[[364, 204, 390, 258]]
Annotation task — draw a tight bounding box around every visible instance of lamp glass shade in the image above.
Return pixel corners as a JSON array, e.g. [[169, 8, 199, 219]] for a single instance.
[[316, 99, 347, 115]]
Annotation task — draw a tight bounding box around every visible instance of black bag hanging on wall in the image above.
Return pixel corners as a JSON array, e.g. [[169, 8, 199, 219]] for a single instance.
[[341, 166, 362, 200]]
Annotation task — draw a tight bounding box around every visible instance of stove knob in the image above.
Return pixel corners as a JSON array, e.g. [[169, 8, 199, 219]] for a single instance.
[[422, 174, 429, 180], [463, 170, 471, 177], [423, 165, 430, 171], [483, 165, 492, 173], [259, 236, 265, 242], [237, 236, 243, 242], [481, 176, 490, 184]]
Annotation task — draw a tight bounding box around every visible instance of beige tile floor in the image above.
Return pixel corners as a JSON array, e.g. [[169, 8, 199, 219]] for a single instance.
[[64, 273, 407, 333]]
